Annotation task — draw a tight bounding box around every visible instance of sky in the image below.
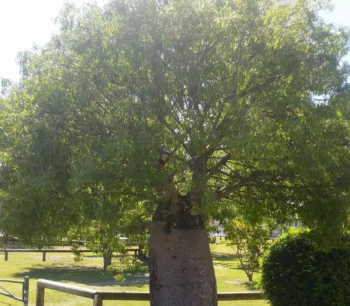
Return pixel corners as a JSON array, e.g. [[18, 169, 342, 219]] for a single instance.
[[1, 0, 350, 82]]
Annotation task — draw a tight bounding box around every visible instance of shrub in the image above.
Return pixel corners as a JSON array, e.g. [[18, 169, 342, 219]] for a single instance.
[[260, 230, 350, 306]]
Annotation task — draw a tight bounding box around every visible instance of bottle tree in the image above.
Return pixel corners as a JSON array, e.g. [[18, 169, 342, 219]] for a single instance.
[[1, 0, 350, 304]]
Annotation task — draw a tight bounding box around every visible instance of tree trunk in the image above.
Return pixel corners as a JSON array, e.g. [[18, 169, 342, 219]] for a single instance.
[[103, 243, 112, 270], [149, 221, 217, 305], [247, 273, 253, 282], [137, 245, 149, 263]]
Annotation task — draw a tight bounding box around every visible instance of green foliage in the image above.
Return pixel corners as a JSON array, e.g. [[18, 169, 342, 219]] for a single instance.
[[260, 229, 350, 306], [0, 78, 13, 96], [225, 217, 273, 282], [0, 0, 350, 254]]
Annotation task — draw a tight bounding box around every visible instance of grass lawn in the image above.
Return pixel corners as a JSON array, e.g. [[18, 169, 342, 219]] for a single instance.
[[0, 241, 269, 306]]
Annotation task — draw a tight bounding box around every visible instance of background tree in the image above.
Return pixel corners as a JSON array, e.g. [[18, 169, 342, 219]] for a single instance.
[[0, 78, 13, 97], [1, 0, 350, 304], [224, 217, 274, 282]]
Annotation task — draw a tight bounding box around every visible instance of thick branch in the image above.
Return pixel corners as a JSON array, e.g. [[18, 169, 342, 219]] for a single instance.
[[206, 153, 232, 178], [239, 73, 282, 98], [216, 170, 265, 200], [163, 120, 190, 154]]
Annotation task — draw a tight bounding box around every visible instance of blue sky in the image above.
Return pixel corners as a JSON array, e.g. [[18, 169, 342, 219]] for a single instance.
[[0, 0, 350, 82], [321, 0, 350, 27]]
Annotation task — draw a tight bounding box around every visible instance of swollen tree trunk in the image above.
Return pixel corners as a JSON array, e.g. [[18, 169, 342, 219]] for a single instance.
[[149, 197, 217, 306]]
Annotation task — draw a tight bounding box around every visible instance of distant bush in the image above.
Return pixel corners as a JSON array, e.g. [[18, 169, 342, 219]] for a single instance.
[[260, 230, 350, 306]]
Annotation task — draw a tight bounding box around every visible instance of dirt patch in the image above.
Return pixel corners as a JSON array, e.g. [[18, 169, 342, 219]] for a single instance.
[[225, 280, 241, 285], [214, 265, 226, 270]]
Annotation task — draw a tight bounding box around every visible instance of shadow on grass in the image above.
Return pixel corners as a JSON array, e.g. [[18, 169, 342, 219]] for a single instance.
[[244, 281, 259, 291], [211, 252, 241, 270], [13, 264, 149, 288], [212, 252, 261, 291], [212, 252, 239, 261]]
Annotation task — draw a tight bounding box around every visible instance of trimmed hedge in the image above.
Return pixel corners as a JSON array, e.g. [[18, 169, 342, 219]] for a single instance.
[[260, 230, 350, 306]]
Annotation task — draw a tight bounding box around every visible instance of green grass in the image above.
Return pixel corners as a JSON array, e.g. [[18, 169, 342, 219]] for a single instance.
[[0, 241, 269, 305]]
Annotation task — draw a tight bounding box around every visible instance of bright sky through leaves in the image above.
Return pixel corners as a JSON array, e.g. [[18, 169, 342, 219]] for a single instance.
[[0, 0, 350, 82]]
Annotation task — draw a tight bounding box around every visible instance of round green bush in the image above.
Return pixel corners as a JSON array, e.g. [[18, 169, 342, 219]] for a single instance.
[[260, 230, 350, 306]]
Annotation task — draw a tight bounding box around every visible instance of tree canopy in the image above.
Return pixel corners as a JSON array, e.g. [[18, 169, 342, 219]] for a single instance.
[[0, 0, 350, 266]]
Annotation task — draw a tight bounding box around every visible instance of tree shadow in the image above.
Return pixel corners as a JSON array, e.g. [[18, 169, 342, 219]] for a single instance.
[[212, 252, 262, 291], [211, 252, 241, 270], [13, 264, 149, 288], [211, 252, 239, 261], [243, 281, 259, 291]]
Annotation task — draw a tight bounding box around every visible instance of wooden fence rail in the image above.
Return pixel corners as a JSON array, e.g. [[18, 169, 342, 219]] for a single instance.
[[0, 249, 140, 262], [0, 276, 29, 306], [36, 279, 265, 306]]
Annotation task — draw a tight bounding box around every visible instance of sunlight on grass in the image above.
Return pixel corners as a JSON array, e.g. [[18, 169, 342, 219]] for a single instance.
[[0, 241, 269, 305]]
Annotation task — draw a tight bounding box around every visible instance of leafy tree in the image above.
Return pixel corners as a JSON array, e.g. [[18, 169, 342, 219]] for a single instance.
[[224, 217, 273, 282], [1, 0, 350, 304], [67, 218, 150, 270], [0, 78, 13, 96]]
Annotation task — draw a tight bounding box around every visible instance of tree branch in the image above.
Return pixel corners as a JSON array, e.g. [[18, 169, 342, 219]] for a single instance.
[[216, 170, 265, 200], [239, 73, 282, 98], [206, 153, 232, 179]]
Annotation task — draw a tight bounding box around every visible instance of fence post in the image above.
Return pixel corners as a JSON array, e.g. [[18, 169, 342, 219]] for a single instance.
[[23, 276, 29, 306], [42, 251, 46, 262], [93, 293, 103, 306], [5, 251, 8, 261], [36, 282, 45, 306]]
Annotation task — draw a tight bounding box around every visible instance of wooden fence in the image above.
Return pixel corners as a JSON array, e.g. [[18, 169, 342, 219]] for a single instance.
[[0, 276, 29, 306], [0, 249, 140, 262], [36, 279, 265, 306]]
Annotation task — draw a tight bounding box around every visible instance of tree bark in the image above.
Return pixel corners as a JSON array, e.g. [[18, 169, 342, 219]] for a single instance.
[[137, 245, 149, 263], [149, 221, 217, 305], [247, 273, 253, 282], [103, 243, 112, 270]]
